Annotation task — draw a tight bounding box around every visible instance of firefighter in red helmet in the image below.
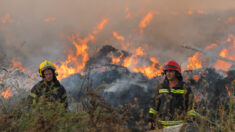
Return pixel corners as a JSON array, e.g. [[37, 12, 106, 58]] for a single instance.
[[148, 60, 196, 130]]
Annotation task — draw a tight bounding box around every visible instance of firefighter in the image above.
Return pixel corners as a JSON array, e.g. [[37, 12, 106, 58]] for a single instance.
[[148, 60, 196, 130], [27, 60, 68, 108]]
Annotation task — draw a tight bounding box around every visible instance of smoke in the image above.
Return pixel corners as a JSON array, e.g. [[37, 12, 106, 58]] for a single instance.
[[104, 77, 148, 93], [1, 0, 235, 69], [0, 35, 7, 66]]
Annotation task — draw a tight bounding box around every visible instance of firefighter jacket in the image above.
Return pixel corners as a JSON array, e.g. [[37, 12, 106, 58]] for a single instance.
[[27, 80, 68, 108], [149, 79, 196, 127]]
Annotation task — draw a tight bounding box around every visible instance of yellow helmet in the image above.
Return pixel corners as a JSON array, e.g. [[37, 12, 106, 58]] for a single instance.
[[39, 60, 56, 77]]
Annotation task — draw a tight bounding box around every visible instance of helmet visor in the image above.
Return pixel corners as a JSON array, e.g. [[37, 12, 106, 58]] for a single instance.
[[164, 65, 178, 70]]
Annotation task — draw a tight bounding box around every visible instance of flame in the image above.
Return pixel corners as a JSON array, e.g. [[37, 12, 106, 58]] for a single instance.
[[112, 31, 131, 50], [120, 47, 162, 78], [187, 9, 193, 15], [186, 52, 202, 70], [226, 35, 232, 42], [219, 48, 228, 58], [225, 84, 231, 96], [226, 34, 235, 45], [135, 47, 144, 56], [113, 32, 125, 41], [197, 9, 205, 14], [112, 32, 129, 50], [225, 17, 234, 24], [111, 53, 124, 64], [125, 7, 131, 19], [11, 59, 27, 72], [187, 9, 205, 15], [205, 43, 217, 50], [139, 11, 155, 33], [123, 57, 133, 68], [93, 18, 109, 34], [1, 88, 12, 99], [213, 35, 235, 71], [1, 13, 10, 24], [132, 57, 163, 79], [44, 17, 56, 22], [218, 34, 235, 61], [214, 60, 232, 71], [55, 18, 109, 80], [55, 35, 90, 80]]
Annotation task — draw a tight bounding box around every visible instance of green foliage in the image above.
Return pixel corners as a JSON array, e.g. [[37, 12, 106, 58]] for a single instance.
[[0, 84, 234, 132], [0, 90, 132, 132]]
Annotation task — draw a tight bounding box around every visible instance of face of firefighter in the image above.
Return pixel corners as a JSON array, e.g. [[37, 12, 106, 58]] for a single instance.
[[43, 69, 53, 82], [166, 70, 177, 81]]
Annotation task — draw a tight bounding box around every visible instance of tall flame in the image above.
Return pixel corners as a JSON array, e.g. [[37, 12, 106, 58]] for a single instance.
[[186, 52, 202, 70], [55, 18, 109, 80], [1, 88, 12, 99], [55, 35, 90, 80]]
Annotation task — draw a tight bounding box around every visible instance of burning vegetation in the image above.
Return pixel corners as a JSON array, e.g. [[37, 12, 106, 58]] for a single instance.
[[0, 0, 235, 131]]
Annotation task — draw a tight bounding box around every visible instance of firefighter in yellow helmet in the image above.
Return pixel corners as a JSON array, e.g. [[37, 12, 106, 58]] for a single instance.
[[27, 60, 68, 108]]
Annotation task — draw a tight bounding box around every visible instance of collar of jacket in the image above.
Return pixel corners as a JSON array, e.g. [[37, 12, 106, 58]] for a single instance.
[[42, 80, 55, 87]]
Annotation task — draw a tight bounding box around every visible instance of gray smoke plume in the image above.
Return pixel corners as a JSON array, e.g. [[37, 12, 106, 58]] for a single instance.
[[1, 0, 235, 70]]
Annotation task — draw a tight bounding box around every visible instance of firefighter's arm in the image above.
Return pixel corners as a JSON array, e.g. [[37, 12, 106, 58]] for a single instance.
[[148, 107, 157, 129], [148, 84, 161, 129], [27, 86, 38, 105]]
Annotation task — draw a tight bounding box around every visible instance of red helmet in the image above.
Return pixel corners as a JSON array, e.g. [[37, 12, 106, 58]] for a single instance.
[[164, 60, 181, 73]]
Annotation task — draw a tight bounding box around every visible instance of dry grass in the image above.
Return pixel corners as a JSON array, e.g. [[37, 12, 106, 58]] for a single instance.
[[0, 78, 234, 132]]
